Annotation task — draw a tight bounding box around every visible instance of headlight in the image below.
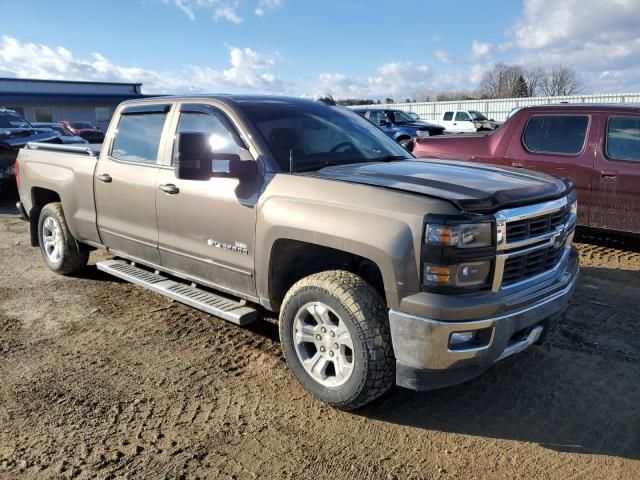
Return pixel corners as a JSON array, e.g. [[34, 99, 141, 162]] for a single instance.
[[425, 222, 492, 248], [423, 261, 491, 288], [416, 130, 430, 138]]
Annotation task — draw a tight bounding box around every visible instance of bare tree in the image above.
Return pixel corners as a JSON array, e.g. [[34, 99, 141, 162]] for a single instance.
[[525, 66, 546, 97], [538, 65, 584, 96], [479, 63, 526, 98]]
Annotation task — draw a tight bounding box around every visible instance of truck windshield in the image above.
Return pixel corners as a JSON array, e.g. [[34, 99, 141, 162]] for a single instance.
[[239, 100, 412, 172], [469, 111, 488, 121], [0, 112, 31, 129]]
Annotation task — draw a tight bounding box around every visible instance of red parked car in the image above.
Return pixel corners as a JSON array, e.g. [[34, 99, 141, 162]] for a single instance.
[[413, 104, 640, 236], [59, 120, 105, 143]]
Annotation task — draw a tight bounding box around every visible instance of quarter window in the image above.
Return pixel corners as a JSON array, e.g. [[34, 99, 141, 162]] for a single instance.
[[111, 111, 168, 164], [443, 111, 454, 121], [606, 116, 640, 162], [523, 115, 589, 155]]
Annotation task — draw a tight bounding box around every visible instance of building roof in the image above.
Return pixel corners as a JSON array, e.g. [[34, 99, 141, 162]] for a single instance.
[[0, 77, 141, 87]]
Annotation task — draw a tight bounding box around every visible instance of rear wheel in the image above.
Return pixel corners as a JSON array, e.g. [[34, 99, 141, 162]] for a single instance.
[[279, 270, 395, 410], [38, 203, 89, 275]]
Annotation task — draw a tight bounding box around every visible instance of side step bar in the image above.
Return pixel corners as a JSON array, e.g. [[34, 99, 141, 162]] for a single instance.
[[97, 259, 258, 326]]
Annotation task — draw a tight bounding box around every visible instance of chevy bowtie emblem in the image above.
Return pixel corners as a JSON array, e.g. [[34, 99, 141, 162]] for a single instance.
[[551, 226, 566, 249]]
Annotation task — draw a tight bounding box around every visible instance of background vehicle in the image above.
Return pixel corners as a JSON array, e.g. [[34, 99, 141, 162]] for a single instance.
[[413, 104, 640, 235], [16, 95, 578, 409], [32, 122, 89, 144], [437, 110, 500, 133], [59, 120, 105, 143], [354, 108, 445, 147], [0, 109, 61, 192]]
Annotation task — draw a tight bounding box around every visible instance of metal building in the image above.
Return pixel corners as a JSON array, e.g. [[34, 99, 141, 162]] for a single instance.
[[0, 77, 145, 130]]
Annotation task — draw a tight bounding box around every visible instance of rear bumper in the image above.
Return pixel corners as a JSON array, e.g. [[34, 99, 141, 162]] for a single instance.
[[390, 247, 578, 391]]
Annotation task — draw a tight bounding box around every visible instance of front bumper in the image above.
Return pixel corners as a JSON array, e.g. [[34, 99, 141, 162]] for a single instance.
[[390, 247, 578, 391]]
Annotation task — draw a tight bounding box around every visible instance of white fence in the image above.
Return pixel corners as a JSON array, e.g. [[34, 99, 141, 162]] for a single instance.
[[351, 92, 640, 122]]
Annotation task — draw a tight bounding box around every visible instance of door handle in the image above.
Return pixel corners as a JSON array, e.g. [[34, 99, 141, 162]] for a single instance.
[[601, 170, 617, 179], [159, 184, 180, 195], [453, 122, 457, 125], [512, 161, 524, 168], [97, 173, 112, 183]]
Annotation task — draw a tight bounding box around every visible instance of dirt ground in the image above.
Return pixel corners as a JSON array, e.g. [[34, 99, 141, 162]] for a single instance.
[[0, 191, 639, 480]]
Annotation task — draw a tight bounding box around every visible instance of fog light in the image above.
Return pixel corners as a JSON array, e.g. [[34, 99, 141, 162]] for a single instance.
[[450, 331, 475, 346]]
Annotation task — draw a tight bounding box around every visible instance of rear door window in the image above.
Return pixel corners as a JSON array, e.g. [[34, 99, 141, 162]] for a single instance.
[[606, 116, 640, 162], [443, 111, 454, 121], [111, 110, 168, 164], [523, 115, 589, 155]]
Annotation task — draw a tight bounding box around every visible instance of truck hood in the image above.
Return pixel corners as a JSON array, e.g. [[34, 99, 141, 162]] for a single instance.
[[399, 121, 444, 130], [305, 159, 570, 214], [0, 128, 61, 147]]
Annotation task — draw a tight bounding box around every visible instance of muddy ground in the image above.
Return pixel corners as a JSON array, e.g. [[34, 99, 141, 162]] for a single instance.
[[0, 191, 639, 480]]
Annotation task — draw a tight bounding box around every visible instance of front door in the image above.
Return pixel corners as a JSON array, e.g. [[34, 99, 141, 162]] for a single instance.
[[155, 103, 261, 298], [592, 114, 640, 234], [506, 113, 595, 228], [95, 104, 173, 264], [452, 111, 475, 133]]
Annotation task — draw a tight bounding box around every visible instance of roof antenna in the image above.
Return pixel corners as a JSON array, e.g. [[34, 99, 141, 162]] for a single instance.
[[314, 94, 336, 106]]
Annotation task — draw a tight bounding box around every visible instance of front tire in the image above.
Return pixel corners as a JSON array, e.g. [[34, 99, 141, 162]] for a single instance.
[[279, 271, 395, 410], [38, 202, 89, 275]]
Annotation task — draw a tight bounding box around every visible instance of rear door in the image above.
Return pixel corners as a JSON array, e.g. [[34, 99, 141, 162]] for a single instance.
[[95, 103, 173, 264], [155, 102, 261, 298], [506, 113, 595, 228], [591, 114, 640, 234]]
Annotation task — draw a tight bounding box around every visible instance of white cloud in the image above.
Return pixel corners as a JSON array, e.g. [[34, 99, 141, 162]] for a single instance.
[[0, 36, 287, 94], [511, 0, 640, 91], [471, 40, 492, 59], [434, 50, 452, 64], [165, 0, 244, 24], [255, 0, 282, 16]]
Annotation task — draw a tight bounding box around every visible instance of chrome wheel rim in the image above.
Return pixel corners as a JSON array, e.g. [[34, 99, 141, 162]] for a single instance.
[[42, 216, 63, 263], [292, 302, 355, 388]]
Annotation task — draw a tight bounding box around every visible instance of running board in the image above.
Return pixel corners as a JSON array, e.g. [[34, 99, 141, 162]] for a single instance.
[[97, 259, 258, 326]]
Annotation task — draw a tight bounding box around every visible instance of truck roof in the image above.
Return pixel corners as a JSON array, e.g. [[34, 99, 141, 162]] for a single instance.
[[118, 94, 324, 107], [516, 103, 640, 113]]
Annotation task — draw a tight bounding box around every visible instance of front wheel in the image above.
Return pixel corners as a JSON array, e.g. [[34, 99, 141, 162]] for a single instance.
[[38, 203, 89, 275], [279, 271, 395, 410]]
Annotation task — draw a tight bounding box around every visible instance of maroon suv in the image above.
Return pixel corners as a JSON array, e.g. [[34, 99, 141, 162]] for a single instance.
[[413, 104, 640, 235], [59, 120, 105, 143]]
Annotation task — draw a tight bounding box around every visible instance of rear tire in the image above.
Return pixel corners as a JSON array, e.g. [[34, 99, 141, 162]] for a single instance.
[[279, 270, 395, 410], [38, 202, 89, 275]]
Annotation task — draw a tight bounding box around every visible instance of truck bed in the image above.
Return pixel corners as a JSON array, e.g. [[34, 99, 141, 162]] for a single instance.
[[17, 142, 101, 245]]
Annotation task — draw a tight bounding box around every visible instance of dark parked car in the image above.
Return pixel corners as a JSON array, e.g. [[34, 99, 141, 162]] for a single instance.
[[0, 109, 61, 192], [59, 120, 105, 143], [413, 104, 640, 236], [32, 122, 89, 144], [355, 108, 445, 147]]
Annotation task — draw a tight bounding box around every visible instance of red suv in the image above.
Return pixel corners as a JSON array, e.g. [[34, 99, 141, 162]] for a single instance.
[[413, 104, 640, 236]]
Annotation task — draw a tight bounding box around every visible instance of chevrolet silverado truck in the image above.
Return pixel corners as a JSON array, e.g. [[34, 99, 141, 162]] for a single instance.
[[414, 104, 640, 235], [15, 95, 579, 409]]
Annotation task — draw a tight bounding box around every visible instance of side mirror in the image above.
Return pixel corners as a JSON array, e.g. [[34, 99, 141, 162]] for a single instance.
[[174, 132, 213, 181], [174, 132, 257, 182]]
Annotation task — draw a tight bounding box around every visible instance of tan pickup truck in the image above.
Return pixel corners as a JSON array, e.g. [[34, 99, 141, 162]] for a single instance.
[[15, 95, 579, 409]]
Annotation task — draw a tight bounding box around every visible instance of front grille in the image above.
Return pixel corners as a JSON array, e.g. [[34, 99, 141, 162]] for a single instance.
[[506, 206, 570, 243], [502, 244, 565, 285]]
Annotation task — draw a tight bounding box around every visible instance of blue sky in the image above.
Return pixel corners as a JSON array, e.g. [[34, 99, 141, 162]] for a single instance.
[[1, 0, 639, 99]]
